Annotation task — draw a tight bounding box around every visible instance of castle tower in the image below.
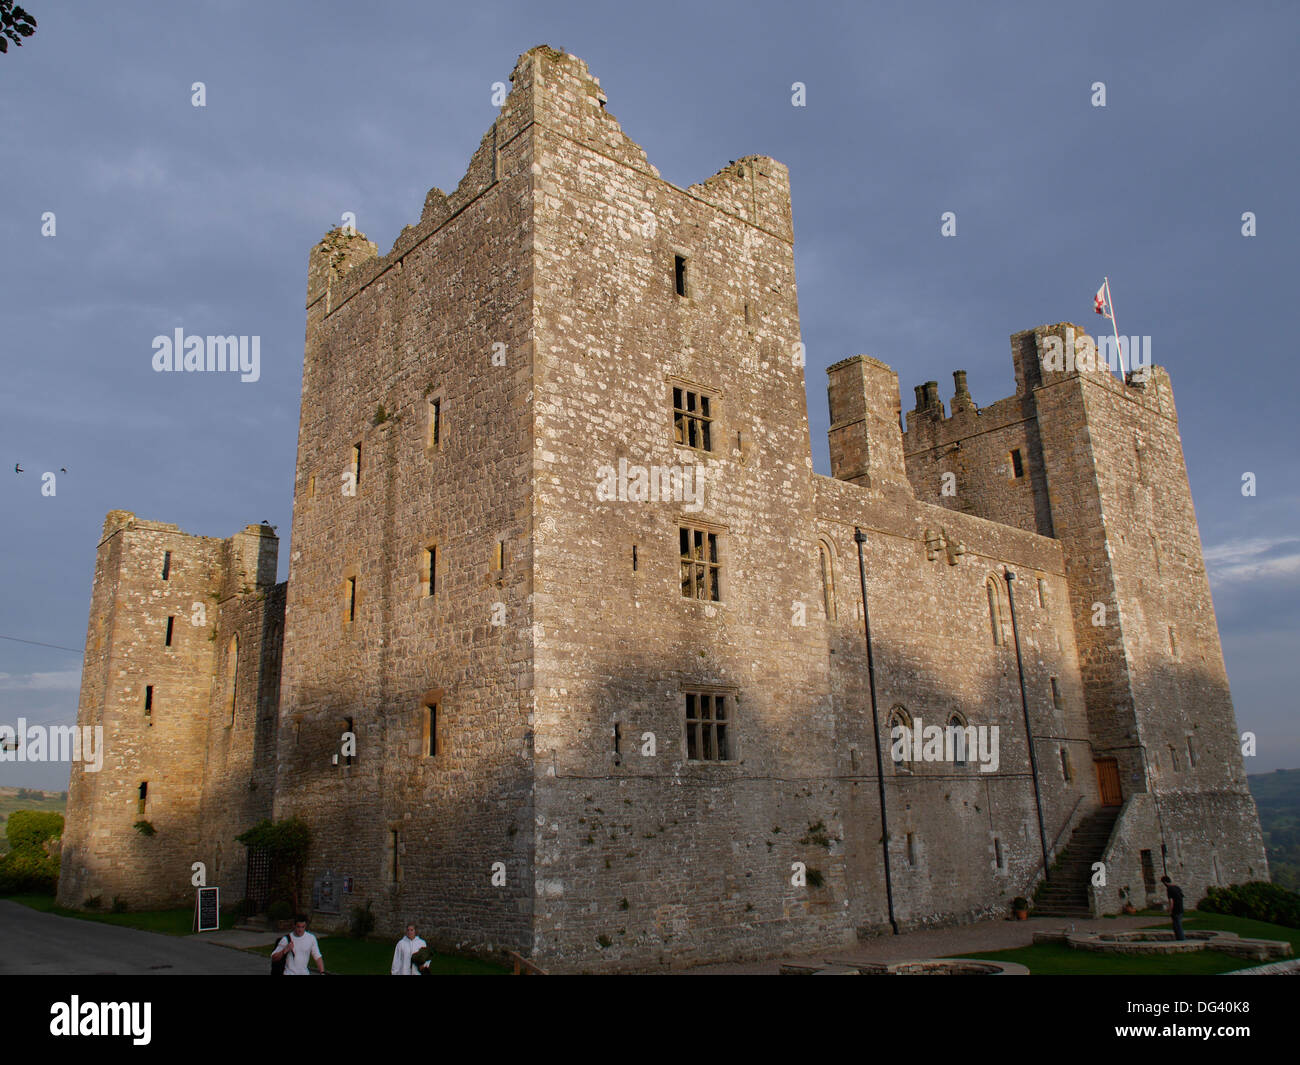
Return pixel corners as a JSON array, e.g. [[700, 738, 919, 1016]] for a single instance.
[[902, 324, 1268, 906], [58, 513, 281, 909]]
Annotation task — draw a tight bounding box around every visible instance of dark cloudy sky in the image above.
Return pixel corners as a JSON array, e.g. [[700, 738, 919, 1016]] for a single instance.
[[2, 1, 1297, 788]]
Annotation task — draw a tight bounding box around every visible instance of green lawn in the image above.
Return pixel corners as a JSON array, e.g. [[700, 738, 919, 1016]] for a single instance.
[[5, 893, 240, 935], [248, 935, 506, 975], [953, 910, 1297, 975]]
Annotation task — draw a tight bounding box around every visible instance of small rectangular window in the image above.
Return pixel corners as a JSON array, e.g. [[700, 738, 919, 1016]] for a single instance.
[[613, 722, 622, 764], [161, 551, 171, 580], [1010, 449, 1025, 479], [164, 616, 174, 647], [906, 833, 917, 866], [994, 837, 1004, 871], [684, 691, 731, 761], [493, 540, 506, 572], [425, 546, 437, 597], [1050, 676, 1062, 710], [1060, 747, 1072, 781], [428, 398, 441, 449], [346, 577, 357, 622], [144, 685, 153, 721], [1037, 578, 1047, 608], [390, 829, 401, 883], [1186, 736, 1196, 768], [674, 254, 688, 297], [352, 444, 362, 487], [672, 387, 714, 452], [137, 781, 148, 815], [679, 526, 721, 601]]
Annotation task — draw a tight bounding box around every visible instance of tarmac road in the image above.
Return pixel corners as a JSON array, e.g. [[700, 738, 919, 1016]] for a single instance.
[[0, 899, 267, 975]]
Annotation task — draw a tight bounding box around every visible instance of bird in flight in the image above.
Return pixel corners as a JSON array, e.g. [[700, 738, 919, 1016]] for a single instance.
[[14, 463, 22, 474]]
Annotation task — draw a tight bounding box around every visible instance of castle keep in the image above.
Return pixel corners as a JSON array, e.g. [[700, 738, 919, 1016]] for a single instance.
[[58, 46, 1267, 971]]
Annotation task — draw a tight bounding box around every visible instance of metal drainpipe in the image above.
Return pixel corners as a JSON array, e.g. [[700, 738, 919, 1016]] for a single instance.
[[1005, 569, 1051, 881], [855, 527, 898, 935]]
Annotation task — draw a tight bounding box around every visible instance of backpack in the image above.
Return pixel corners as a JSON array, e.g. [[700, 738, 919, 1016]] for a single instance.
[[271, 936, 288, 976]]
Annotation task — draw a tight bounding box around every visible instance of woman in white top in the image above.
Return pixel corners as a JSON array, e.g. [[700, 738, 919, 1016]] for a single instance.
[[391, 923, 430, 975]]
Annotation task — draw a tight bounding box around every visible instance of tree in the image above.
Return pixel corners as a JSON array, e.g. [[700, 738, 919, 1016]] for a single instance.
[[236, 818, 312, 913], [0, 3, 37, 54]]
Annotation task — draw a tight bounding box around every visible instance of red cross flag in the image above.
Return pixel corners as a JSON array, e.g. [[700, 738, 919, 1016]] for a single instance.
[[1094, 281, 1113, 320]]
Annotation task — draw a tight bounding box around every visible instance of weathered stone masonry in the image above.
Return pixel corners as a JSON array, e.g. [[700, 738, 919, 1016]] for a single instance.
[[59, 45, 1266, 970]]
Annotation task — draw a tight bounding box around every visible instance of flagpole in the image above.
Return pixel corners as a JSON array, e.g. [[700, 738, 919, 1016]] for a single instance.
[[1104, 276, 1126, 378]]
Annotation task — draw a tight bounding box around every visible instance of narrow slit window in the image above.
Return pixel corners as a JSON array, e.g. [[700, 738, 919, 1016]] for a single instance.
[[352, 444, 362, 487], [674, 254, 688, 297], [1010, 449, 1025, 479], [1050, 676, 1062, 710], [1186, 736, 1196, 768], [164, 616, 174, 647], [613, 722, 622, 763], [426, 546, 437, 597], [346, 577, 357, 622], [429, 398, 441, 449], [906, 833, 917, 866], [1037, 578, 1047, 608], [161, 551, 171, 581], [425, 703, 438, 757], [390, 829, 401, 883], [144, 685, 153, 722], [1060, 747, 1072, 781], [994, 837, 1004, 871], [137, 781, 148, 816], [632, 544, 638, 572]]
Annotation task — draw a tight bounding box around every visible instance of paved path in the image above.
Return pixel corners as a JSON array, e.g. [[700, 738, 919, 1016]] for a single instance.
[[0, 899, 267, 975], [682, 913, 1167, 974]]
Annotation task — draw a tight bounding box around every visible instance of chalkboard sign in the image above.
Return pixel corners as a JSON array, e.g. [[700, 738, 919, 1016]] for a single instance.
[[196, 886, 220, 932]]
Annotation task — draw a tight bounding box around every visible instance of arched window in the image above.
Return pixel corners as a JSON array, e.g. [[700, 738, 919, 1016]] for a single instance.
[[948, 712, 970, 767], [225, 636, 238, 727], [817, 538, 836, 621], [888, 706, 913, 771], [986, 576, 1005, 646]]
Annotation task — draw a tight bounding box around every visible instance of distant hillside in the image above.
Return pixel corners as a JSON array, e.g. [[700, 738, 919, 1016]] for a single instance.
[[1248, 769, 1300, 891], [0, 787, 67, 855]]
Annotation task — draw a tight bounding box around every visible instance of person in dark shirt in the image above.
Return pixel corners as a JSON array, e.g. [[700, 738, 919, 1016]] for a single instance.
[[1161, 876, 1185, 940]]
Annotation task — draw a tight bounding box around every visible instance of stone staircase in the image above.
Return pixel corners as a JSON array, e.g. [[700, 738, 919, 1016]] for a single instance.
[[1033, 806, 1121, 918]]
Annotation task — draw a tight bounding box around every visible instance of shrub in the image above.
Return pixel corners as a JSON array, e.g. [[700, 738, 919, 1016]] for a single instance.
[[83, 895, 102, 910], [1198, 881, 1300, 928], [236, 818, 312, 913], [5, 810, 63, 850], [111, 896, 128, 913], [133, 820, 156, 837], [0, 844, 59, 894], [349, 900, 375, 938]]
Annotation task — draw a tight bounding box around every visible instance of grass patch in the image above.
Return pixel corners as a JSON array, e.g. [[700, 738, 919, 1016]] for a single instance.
[[249, 935, 506, 975], [951, 910, 1297, 975], [5, 894, 240, 935]]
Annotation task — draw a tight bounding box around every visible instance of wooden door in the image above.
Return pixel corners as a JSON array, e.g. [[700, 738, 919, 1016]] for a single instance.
[[1095, 758, 1122, 806]]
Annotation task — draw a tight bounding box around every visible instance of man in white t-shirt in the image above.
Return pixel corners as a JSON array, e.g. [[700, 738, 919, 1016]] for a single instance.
[[391, 923, 430, 975], [272, 916, 325, 975]]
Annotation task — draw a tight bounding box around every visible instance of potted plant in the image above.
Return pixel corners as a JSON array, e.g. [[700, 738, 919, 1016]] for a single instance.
[[1012, 896, 1029, 920]]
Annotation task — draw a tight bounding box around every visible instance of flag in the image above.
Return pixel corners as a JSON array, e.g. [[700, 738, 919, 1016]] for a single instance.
[[1094, 282, 1112, 319]]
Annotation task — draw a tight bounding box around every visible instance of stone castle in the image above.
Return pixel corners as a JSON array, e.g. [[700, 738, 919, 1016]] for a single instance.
[[57, 46, 1267, 971]]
